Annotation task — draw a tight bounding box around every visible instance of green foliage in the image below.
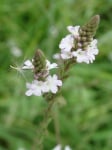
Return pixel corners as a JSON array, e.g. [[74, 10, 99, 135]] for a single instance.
[[0, 0, 112, 149]]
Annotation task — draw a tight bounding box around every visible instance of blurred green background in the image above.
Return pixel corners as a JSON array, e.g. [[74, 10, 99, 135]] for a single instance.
[[0, 0, 112, 149]]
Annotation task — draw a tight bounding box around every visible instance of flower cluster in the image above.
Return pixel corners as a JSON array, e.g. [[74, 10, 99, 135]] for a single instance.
[[52, 144, 71, 150], [72, 39, 98, 63], [54, 25, 99, 64], [20, 15, 100, 97], [22, 59, 62, 96]]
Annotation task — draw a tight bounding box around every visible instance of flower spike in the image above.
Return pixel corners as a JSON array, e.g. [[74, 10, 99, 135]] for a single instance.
[[78, 15, 100, 50], [33, 49, 47, 80]]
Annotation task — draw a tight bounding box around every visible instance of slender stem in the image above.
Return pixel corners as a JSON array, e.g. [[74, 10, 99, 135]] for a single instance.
[[59, 59, 75, 81], [32, 99, 56, 150], [53, 106, 61, 144], [32, 59, 75, 150]]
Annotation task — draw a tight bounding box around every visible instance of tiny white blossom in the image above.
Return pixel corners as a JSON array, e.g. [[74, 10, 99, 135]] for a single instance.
[[61, 50, 73, 59], [58, 34, 75, 60], [87, 39, 98, 55], [25, 80, 48, 96], [73, 39, 99, 64], [67, 25, 80, 38], [25, 80, 43, 96], [25, 75, 62, 96], [59, 34, 74, 52], [46, 60, 58, 70], [72, 49, 89, 63], [57, 26, 80, 60], [22, 60, 34, 69], [45, 74, 62, 94], [85, 39, 99, 63], [52, 145, 71, 150]]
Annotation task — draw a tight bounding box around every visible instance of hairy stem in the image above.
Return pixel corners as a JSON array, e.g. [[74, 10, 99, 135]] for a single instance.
[[32, 99, 56, 150]]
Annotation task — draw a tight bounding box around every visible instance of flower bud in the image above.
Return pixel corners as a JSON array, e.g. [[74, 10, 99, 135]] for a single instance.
[[78, 15, 100, 50], [33, 49, 47, 80]]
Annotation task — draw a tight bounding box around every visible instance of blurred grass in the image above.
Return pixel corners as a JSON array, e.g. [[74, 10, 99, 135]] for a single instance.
[[0, 0, 112, 149]]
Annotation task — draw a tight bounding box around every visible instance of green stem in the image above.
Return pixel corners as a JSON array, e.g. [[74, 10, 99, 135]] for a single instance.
[[32, 99, 56, 150], [32, 58, 76, 150]]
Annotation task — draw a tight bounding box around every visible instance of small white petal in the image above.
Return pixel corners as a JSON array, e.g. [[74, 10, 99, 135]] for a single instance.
[[41, 82, 49, 92], [59, 34, 74, 52], [51, 86, 58, 93], [52, 144, 71, 150], [72, 39, 99, 64], [61, 51, 73, 59], [52, 74, 57, 80], [51, 63, 58, 69], [73, 49, 89, 63], [25, 80, 43, 96], [33, 89, 42, 96], [94, 48, 99, 55], [45, 74, 62, 94], [25, 90, 33, 96], [57, 80, 62, 86], [24, 60, 32, 66], [46, 60, 58, 70], [91, 39, 97, 45], [67, 25, 80, 38], [22, 60, 34, 69]]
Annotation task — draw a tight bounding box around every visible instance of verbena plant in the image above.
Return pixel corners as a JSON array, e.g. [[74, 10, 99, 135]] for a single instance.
[[13, 15, 100, 150]]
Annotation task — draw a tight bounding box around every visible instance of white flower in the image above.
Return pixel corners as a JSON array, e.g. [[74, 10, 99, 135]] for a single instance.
[[25, 75, 62, 96], [46, 60, 58, 70], [59, 26, 80, 53], [72, 49, 89, 63], [25, 80, 43, 96], [52, 145, 71, 150], [67, 25, 80, 38], [61, 50, 73, 59], [58, 34, 75, 60], [58, 26, 80, 60], [22, 60, 34, 69], [59, 34, 74, 52], [25, 80, 48, 96], [22, 59, 58, 71], [87, 39, 98, 55], [56, 25, 99, 63], [45, 74, 62, 94], [86, 39, 99, 63], [53, 52, 73, 60], [73, 39, 99, 64]]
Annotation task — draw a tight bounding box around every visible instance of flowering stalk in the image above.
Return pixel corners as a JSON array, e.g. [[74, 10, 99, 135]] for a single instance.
[[33, 49, 47, 80], [54, 15, 100, 81], [32, 99, 56, 150], [14, 15, 100, 150]]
